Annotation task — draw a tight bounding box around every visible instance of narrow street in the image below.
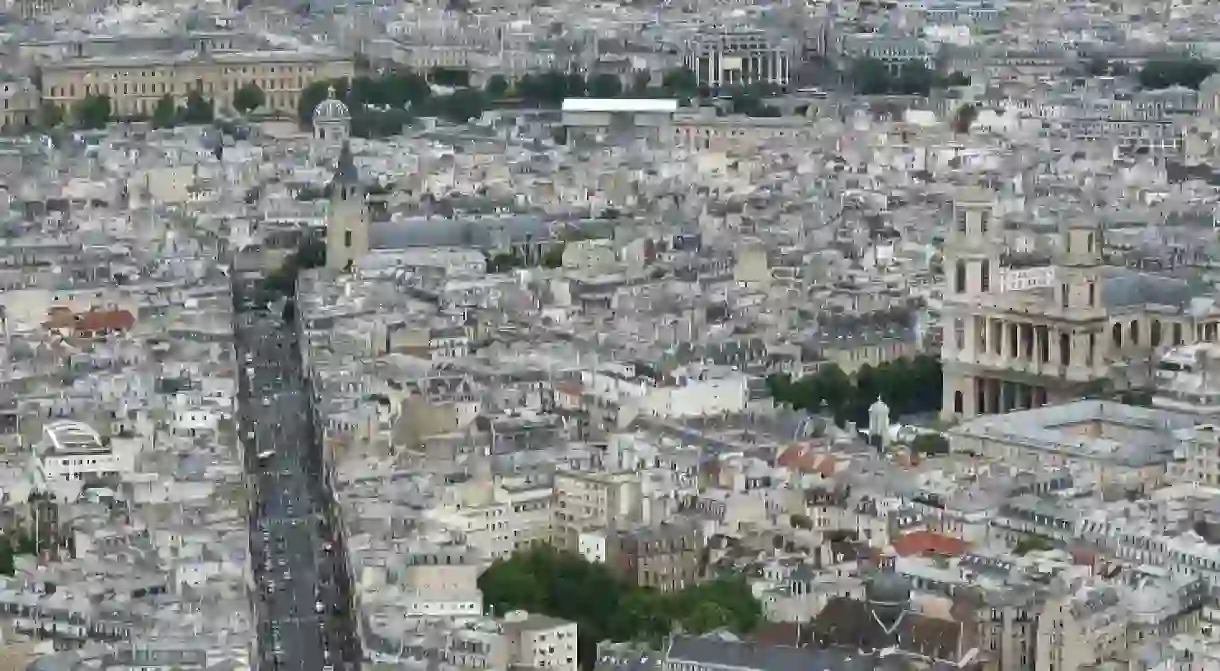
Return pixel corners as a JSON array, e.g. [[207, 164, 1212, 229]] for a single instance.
[[233, 275, 361, 670]]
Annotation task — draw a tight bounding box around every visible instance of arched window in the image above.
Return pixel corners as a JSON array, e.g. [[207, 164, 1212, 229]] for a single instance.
[[954, 391, 964, 414], [1129, 320, 1140, 346], [981, 260, 990, 293], [1112, 322, 1122, 350], [956, 261, 967, 294], [1151, 320, 1162, 347], [1060, 332, 1071, 366]]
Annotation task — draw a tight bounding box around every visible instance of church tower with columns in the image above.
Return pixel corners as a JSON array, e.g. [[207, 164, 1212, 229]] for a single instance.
[[939, 189, 1115, 421]]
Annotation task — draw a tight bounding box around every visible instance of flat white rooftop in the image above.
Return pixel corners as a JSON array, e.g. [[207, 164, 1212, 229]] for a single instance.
[[561, 98, 679, 113]]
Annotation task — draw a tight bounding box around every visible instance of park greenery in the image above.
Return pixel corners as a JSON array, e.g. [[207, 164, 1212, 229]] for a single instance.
[[951, 103, 979, 134], [1137, 58, 1217, 90], [0, 532, 38, 576], [485, 244, 565, 273], [295, 66, 704, 139], [766, 355, 943, 427], [54, 89, 220, 131], [849, 59, 970, 96], [1012, 535, 1054, 555], [478, 546, 761, 670]]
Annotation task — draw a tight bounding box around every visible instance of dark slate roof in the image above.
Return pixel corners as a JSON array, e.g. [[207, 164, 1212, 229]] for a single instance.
[[811, 597, 969, 664], [1100, 268, 1195, 309], [369, 214, 554, 250], [667, 635, 875, 671]]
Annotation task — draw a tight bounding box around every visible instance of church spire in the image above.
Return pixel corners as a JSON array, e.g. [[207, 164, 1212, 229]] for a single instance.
[[332, 140, 360, 187]]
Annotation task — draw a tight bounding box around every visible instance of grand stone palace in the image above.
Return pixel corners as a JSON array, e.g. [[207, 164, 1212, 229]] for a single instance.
[[939, 187, 1220, 421]]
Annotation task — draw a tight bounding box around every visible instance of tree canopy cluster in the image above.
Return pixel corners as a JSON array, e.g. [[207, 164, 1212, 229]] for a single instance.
[[850, 59, 970, 96], [0, 533, 38, 576], [1137, 58, 1217, 90], [263, 236, 327, 295], [151, 91, 217, 128], [766, 355, 943, 427], [56, 90, 220, 131], [486, 244, 565, 273], [296, 66, 705, 138], [478, 546, 761, 670], [1012, 534, 1054, 555]]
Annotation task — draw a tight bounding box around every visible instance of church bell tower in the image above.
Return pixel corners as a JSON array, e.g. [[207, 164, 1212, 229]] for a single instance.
[[326, 141, 369, 273]]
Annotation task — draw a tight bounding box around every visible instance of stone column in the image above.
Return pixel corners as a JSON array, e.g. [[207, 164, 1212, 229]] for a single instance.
[[999, 381, 1012, 413]]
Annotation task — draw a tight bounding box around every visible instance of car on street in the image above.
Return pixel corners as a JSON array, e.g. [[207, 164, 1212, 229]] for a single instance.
[[315, 601, 325, 614]]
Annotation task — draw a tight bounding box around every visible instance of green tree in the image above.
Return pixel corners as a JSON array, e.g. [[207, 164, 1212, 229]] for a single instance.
[[73, 94, 111, 129], [233, 82, 266, 115], [152, 94, 177, 128], [542, 244, 565, 268], [431, 67, 470, 87], [894, 61, 934, 95], [911, 433, 950, 456], [297, 236, 327, 269], [564, 73, 588, 98], [1013, 535, 1054, 555], [485, 74, 510, 99], [431, 88, 488, 123], [1085, 56, 1111, 76], [938, 71, 972, 87], [769, 354, 943, 427], [0, 536, 13, 576], [661, 68, 698, 97], [1139, 58, 1217, 90], [588, 73, 623, 98], [951, 103, 978, 133], [790, 513, 813, 530], [479, 546, 760, 668], [517, 70, 572, 106], [40, 102, 64, 129], [181, 91, 214, 124], [851, 58, 891, 94], [631, 71, 651, 95], [298, 80, 335, 124]]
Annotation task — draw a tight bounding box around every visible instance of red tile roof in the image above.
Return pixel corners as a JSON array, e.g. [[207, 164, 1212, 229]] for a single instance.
[[777, 442, 839, 476], [891, 530, 969, 558], [45, 308, 135, 333]]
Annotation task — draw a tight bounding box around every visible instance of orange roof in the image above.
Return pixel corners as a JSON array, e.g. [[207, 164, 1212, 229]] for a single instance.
[[554, 381, 584, 396], [45, 308, 135, 333], [777, 442, 838, 476], [74, 309, 135, 332], [891, 530, 969, 558]]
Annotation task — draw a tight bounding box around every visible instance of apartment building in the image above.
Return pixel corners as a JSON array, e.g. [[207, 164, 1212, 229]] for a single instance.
[[37, 420, 131, 482], [501, 612, 579, 671], [608, 521, 701, 592], [40, 49, 354, 117]]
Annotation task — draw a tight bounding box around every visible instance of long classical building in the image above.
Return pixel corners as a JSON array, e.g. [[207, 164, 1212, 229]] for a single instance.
[[939, 187, 1220, 421], [40, 48, 354, 118]]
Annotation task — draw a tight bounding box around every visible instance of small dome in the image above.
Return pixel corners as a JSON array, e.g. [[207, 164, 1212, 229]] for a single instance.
[[314, 86, 350, 123], [866, 571, 911, 608]]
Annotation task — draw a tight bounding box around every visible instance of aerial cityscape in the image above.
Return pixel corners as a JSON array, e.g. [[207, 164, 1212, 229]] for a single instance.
[[6, 0, 1220, 670]]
